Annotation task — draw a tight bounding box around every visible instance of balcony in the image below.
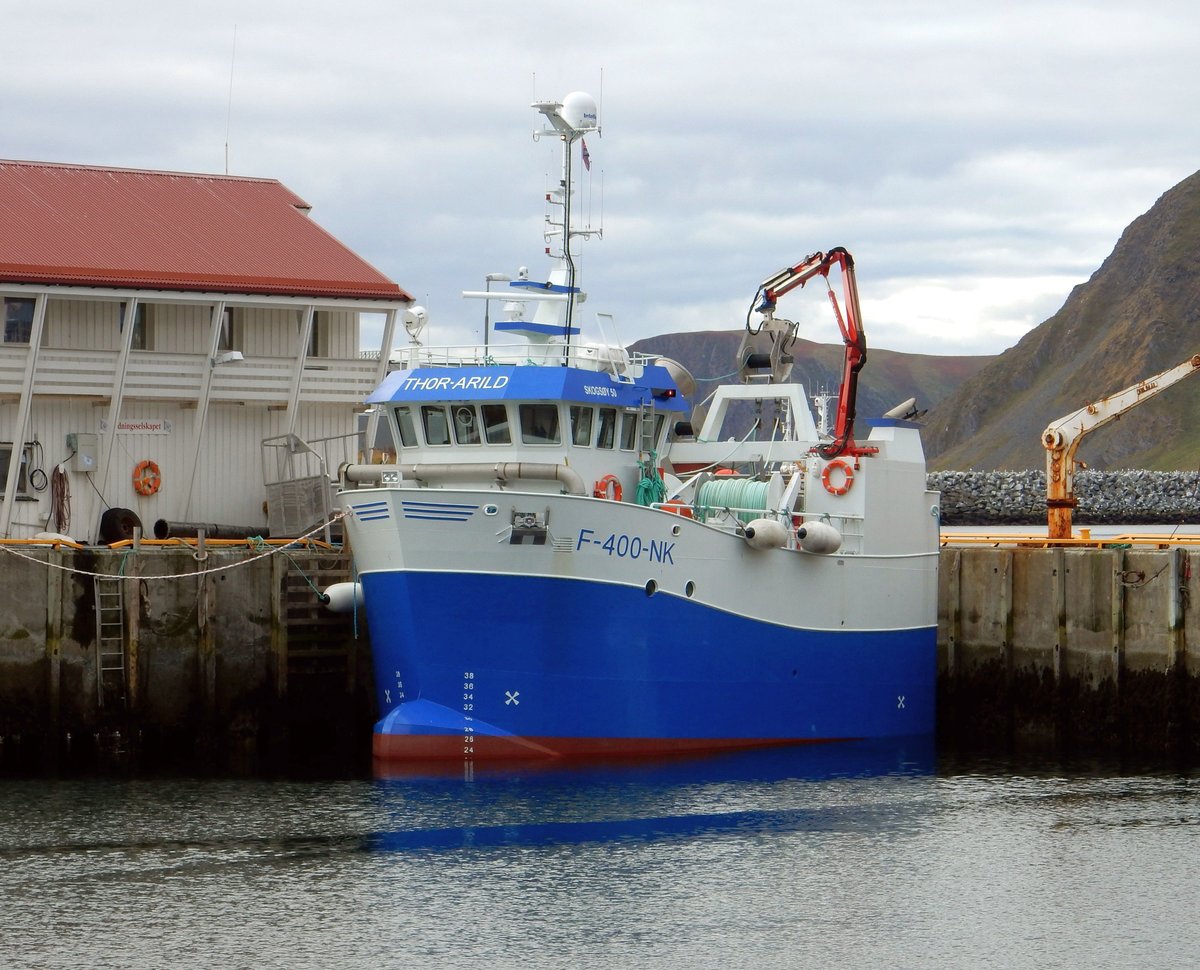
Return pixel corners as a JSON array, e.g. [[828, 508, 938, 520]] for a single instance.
[[0, 347, 382, 406]]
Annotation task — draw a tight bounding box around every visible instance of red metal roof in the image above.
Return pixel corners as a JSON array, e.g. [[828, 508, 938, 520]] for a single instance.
[[0, 160, 412, 302]]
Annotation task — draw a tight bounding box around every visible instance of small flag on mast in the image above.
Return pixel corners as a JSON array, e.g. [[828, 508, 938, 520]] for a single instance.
[[581, 138, 591, 171]]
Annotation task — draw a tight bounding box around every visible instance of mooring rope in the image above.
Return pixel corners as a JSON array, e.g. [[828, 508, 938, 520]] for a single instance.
[[0, 512, 348, 582]]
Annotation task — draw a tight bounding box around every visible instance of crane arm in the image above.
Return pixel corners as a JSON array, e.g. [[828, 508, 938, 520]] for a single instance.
[[1042, 353, 1200, 539], [752, 247, 867, 458]]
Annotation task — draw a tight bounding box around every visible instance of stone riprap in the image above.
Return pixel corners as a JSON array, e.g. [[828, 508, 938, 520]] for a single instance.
[[929, 469, 1200, 525]]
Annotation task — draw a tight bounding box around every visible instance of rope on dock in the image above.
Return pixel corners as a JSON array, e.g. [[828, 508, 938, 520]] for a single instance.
[[0, 512, 347, 582]]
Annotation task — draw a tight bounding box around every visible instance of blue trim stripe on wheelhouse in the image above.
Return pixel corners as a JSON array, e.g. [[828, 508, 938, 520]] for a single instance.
[[367, 364, 690, 412]]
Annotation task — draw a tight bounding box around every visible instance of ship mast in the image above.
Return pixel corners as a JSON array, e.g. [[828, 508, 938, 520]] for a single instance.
[[532, 92, 600, 357]]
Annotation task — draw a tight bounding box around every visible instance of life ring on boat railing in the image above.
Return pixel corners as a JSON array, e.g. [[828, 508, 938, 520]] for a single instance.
[[593, 474, 623, 502], [820, 458, 854, 497], [662, 500, 693, 518], [132, 460, 161, 497]]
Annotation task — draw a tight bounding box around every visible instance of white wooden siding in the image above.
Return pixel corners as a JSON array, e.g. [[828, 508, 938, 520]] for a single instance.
[[1, 400, 361, 538], [31, 298, 359, 358]]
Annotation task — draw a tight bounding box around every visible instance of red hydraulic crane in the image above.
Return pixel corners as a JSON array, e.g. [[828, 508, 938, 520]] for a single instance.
[[749, 247, 867, 459]]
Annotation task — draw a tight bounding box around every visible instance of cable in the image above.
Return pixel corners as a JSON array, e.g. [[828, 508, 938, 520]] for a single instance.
[[49, 464, 71, 535]]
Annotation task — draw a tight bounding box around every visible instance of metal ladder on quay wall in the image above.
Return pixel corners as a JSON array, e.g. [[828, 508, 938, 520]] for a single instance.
[[93, 576, 127, 709]]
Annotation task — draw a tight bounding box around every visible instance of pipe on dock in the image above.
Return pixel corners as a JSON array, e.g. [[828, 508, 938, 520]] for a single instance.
[[340, 461, 587, 496], [153, 520, 269, 540]]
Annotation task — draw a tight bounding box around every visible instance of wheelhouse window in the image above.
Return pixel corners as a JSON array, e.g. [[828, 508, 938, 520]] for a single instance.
[[596, 408, 617, 449], [3, 298, 34, 344], [570, 406, 593, 446], [453, 405, 481, 445], [357, 411, 396, 462], [620, 411, 639, 450], [519, 404, 560, 444], [482, 404, 511, 444], [653, 413, 667, 449], [421, 405, 451, 445], [393, 406, 418, 447]]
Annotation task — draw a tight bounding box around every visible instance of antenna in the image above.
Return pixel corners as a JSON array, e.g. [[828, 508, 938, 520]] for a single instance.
[[224, 25, 237, 174]]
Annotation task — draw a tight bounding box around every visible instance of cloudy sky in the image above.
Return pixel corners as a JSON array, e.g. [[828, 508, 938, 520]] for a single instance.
[[6, 1, 1200, 357]]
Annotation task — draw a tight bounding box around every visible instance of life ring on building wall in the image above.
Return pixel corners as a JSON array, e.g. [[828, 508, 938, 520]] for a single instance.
[[132, 460, 162, 496], [820, 459, 854, 496], [593, 474, 623, 502]]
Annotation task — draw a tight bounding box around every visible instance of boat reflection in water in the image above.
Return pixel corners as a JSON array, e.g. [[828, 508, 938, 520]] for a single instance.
[[365, 737, 935, 854]]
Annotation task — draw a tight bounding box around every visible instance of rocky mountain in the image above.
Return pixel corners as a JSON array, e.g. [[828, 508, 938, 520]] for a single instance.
[[633, 170, 1200, 471], [922, 170, 1200, 471]]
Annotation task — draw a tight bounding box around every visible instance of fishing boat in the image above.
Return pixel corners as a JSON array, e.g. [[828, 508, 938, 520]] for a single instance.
[[336, 93, 940, 764]]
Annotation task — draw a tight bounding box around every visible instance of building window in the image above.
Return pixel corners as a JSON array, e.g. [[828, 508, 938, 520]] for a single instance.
[[218, 307, 241, 353], [119, 302, 150, 350], [0, 443, 31, 497], [309, 312, 326, 358], [3, 298, 35, 344]]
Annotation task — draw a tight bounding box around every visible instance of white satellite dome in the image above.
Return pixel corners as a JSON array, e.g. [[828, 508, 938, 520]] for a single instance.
[[559, 91, 599, 132]]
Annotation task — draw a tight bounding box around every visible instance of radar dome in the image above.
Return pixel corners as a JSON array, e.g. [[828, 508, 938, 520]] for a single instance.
[[559, 92, 599, 132]]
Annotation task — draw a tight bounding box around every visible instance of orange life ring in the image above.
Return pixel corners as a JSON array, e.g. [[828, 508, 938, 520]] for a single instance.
[[132, 460, 161, 497], [593, 474, 623, 502], [662, 500, 694, 518], [821, 458, 854, 496]]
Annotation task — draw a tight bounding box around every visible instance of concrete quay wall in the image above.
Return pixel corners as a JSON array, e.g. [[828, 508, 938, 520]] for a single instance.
[[0, 544, 373, 775], [939, 546, 1200, 757], [4, 541, 1198, 772]]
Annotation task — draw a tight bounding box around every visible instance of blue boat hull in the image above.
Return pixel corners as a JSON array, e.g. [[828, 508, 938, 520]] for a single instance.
[[363, 570, 936, 761]]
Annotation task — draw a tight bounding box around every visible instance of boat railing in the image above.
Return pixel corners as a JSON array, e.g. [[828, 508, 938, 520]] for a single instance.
[[651, 501, 865, 553], [260, 430, 360, 541], [362, 341, 658, 377]]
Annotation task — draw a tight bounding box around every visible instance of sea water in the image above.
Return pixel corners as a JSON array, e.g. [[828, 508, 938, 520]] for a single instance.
[[1, 742, 1196, 970]]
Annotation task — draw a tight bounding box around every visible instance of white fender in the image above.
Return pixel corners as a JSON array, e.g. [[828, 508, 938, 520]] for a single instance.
[[796, 521, 842, 554], [322, 581, 364, 613], [743, 518, 790, 550]]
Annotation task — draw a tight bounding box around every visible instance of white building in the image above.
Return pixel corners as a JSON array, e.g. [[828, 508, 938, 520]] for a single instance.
[[0, 160, 412, 541]]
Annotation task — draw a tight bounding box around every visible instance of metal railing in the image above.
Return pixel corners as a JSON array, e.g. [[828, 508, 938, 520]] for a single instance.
[[0, 347, 380, 405], [361, 340, 657, 380], [261, 431, 360, 541]]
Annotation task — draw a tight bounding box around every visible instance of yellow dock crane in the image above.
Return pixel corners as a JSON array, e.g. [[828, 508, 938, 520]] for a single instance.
[[1042, 354, 1200, 539]]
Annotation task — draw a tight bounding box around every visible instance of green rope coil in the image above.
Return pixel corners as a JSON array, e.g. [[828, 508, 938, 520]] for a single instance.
[[635, 450, 667, 507], [696, 477, 770, 524]]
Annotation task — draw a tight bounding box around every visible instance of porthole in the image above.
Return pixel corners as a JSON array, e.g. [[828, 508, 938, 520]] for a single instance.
[[645, 580, 658, 597], [685, 581, 695, 598]]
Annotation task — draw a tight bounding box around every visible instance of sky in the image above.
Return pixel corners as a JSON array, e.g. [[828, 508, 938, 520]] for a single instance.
[[5, 0, 1200, 358]]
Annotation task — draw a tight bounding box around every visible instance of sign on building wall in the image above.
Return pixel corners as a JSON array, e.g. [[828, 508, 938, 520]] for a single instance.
[[98, 418, 175, 435]]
